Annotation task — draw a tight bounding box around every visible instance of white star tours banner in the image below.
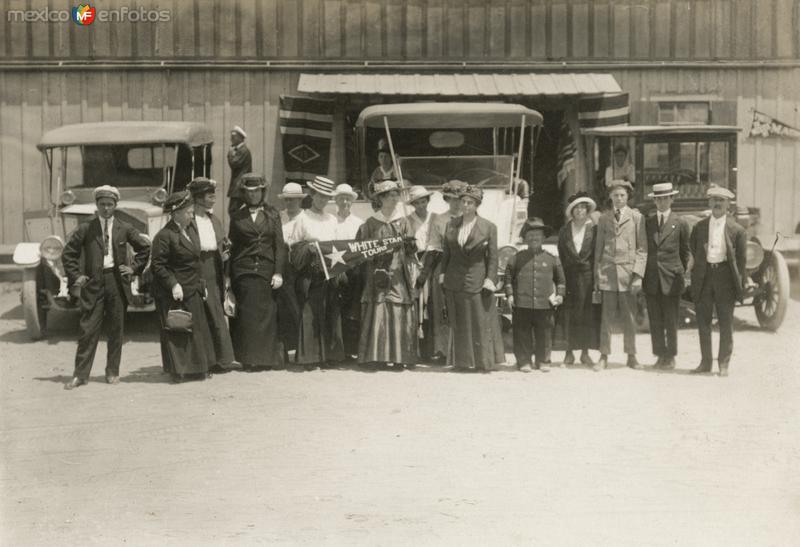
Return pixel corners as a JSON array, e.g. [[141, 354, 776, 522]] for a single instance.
[[313, 236, 405, 280]]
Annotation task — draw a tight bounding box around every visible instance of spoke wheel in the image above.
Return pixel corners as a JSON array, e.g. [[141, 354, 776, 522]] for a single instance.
[[754, 250, 789, 331]]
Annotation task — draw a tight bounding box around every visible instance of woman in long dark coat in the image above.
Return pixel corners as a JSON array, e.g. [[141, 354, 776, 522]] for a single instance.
[[188, 177, 235, 373], [440, 185, 505, 372], [357, 179, 419, 370], [228, 173, 287, 371], [151, 191, 216, 382], [556, 191, 600, 366]]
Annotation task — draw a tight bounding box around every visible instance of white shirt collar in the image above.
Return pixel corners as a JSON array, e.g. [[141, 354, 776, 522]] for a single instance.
[[372, 207, 405, 224], [710, 214, 726, 227]]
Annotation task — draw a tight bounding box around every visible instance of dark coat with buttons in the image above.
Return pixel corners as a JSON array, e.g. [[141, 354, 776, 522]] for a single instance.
[[644, 212, 691, 296], [228, 205, 286, 282], [441, 215, 498, 294], [150, 220, 205, 298], [689, 215, 747, 303], [504, 248, 566, 309]]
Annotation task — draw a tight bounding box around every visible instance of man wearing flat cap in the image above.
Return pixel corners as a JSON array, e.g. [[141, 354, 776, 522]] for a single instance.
[[643, 182, 691, 370], [593, 179, 648, 371], [689, 184, 747, 376], [62, 185, 151, 389], [227, 125, 253, 215]]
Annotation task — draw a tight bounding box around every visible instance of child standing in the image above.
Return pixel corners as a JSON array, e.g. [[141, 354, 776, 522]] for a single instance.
[[504, 220, 566, 372]]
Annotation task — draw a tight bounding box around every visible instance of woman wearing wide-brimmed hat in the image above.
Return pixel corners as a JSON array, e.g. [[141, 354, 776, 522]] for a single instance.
[[415, 179, 467, 361], [356, 179, 419, 370], [287, 175, 345, 369], [557, 191, 601, 366], [227, 173, 287, 371], [405, 185, 434, 358], [151, 191, 216, 382], [440, 185, 505, 372]]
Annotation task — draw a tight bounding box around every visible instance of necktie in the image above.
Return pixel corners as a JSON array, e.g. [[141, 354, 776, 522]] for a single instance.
[[614, 209, 620, 222], [658, 214, 664, 230], [103, 218, 109, 254]]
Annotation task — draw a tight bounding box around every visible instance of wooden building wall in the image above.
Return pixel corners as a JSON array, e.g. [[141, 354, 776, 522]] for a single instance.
[[0, 0, 797, 62]]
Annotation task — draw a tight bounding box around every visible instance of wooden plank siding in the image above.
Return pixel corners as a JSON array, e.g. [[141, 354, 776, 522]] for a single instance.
[[1, 0, 796, 61]]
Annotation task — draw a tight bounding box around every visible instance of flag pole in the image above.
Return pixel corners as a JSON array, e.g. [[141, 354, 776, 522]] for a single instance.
[[313, 241, 331, 280]]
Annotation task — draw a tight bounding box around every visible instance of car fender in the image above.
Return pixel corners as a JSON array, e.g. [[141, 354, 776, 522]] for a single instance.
[[13, 242, 41, 267]]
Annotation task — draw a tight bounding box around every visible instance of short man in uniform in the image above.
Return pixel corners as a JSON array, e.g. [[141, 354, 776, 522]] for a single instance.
[[689, 185, 747, 377], [62, 185, 151, 389], [643, 182, 691, 370], [227, 125, 252, 215], [594, 179, 648, 371]]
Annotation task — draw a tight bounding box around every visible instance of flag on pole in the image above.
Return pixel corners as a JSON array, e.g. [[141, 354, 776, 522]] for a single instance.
[[313, 236, 406, 280], [578, 93, 630, 128], [556, 118, 576, 187], [279, 96, 335, 182]]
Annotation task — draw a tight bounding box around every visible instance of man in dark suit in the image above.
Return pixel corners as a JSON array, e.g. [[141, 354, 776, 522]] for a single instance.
[[62, 185, 151, 389], [643, 182, 691, 370], [227, 125, 253, 215], [689, 185, 747, 377]]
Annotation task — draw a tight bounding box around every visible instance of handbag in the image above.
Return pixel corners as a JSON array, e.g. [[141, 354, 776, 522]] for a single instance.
[[165, 303, 193, 333]]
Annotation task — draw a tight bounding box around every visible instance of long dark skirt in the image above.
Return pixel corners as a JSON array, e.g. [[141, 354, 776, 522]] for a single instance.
[[275, 261, 300, 353], [358, 301, 418, 364], [295, 275, 344, 365], [200, 252, 234, 367], [429, 262, 449, 356], [446, 289, 505, 370], [156, 291, 215, 376], [230, 274, 283, 367], [563, 265, 600, 350], [339, 269, 363, 357]]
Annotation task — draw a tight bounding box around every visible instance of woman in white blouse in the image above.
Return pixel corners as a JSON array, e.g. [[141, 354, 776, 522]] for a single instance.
[[556, 192, 600, 366], [287, 176, 345, 369]]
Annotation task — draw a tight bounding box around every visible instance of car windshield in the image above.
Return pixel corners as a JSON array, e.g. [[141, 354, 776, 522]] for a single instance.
[[397, 155, 514, 188], [642, 140, 730, 199]]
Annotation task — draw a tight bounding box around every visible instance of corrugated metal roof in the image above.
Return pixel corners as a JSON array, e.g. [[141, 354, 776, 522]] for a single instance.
[[38, 122, 214, 149], [298, 73, 622, 96], [356, 103, 543, 128]]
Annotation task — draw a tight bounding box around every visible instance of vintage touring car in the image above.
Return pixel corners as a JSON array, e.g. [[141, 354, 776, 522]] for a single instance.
[[13, 121, 214, 339]]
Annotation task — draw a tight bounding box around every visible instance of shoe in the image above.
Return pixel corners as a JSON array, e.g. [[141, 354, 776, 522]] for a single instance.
[[205, 371, 213, 379], [518, 363, 532, 373], [64, 377, 87, 390], [690, 362, 712, 374], [718, 361, 729, 377], [303, 364, 318, 371], [170, 373, 184, 384], [105, 375, 120, 385], [209, 364, 229, 374], [580, 352, 595, 367], [563, 351, 575, 365], [661, 357, 676, 370], [537, 361, 551, 373], [593, 355, 607, 372], [626, 355, 642, 370], [652, 356, 664, 368], [406, 363, 417, 370]]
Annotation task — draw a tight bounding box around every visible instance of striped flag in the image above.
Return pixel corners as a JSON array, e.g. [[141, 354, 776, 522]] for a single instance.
[[557, 119, 576, 187], [578, 93, 630, 128], [279, 96, 335, 182]]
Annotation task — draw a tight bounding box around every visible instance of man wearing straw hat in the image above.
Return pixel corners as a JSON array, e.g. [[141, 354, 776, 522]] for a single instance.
[[227, 125, 252, 214], [643, 182, 691, 370]]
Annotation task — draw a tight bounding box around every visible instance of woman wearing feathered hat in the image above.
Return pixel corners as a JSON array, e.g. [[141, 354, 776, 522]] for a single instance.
[[286, 175, 345, 369], [557, 191, 601, 366], [356, 179, 419, 370], [440, 185, 505, 372], [151, 190, 216, 382]]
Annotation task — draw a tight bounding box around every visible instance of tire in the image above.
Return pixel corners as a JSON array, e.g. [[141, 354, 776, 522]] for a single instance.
[[754, 250, 790, 331], [21, 267, 46, 340]]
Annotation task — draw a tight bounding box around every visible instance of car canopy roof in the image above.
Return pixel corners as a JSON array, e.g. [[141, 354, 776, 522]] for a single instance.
[[356, 102, 544, 129], [37, 121, 214, 149], [581, 125, 740, 137]]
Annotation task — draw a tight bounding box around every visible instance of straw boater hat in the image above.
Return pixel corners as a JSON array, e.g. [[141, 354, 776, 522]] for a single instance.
[[231, 125, 247, 139], [441, 179, 468, 199], [278, 182, 305, 199], [163, 191, 192, 214], [565, 191, 597, 218], [647, 181, 679, 199], [334, 183, 358, 200], [706, 184, 735, 200], [306, 175, 336, 196], [460, 185, 483, 204], [520, 218, 553, 238], [607, 178, 634, 194], [187, 177, 217, 196], [93, 185, 120, 202], [240, 173, 267, 190], [372, 179, 402, 196], [405, 185, 432, 204]]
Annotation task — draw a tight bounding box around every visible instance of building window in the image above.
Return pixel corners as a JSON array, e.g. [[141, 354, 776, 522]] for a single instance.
[[657, 102, 711, 125]]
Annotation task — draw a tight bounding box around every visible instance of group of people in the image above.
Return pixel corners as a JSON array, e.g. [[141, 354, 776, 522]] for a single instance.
[[61, 128, 747, 389]]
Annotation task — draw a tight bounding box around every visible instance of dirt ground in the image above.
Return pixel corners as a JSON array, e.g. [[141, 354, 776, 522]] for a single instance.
[[1, 279, 799, 546]]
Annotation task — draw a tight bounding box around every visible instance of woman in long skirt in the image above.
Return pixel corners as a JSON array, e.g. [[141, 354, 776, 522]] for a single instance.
[[556, 191, 600, 366], [357, 179, 419, 370], [440, 185, 505, 372], [151, 191, 215, 382], [287, 176, 345, 369], [187, 177, 235, 373], [228, 173, 287, 371]]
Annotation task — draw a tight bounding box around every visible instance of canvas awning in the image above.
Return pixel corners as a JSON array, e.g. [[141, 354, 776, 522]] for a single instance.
[[297, 72, 622, 97]]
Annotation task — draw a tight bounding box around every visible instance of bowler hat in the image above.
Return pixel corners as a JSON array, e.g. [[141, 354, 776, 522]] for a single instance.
[[163, 191, 192, 213], [706, 184, 735, 200], [93, 185, 120, 202], [187, 177, 217, 196]]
